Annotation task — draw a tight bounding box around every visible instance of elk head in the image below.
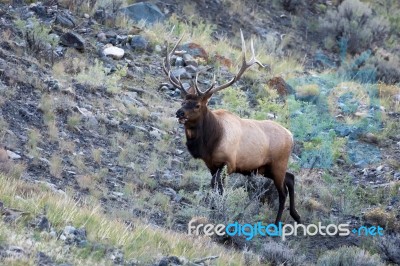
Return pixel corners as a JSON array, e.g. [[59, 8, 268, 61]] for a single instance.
[[163, 30, 264, 125]]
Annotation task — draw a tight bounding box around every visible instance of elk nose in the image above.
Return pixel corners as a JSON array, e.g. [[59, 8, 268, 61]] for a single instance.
[[176, 109, 185, 118]]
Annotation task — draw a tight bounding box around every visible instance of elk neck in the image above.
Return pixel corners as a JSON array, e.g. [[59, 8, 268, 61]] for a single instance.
[[184, 108, 223, 161]]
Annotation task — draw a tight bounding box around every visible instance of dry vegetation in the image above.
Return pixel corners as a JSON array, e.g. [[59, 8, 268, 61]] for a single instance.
[[0, 0, 399, 265]]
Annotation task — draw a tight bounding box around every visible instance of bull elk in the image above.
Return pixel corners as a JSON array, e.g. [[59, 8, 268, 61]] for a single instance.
[[163, 31, 301, 224]]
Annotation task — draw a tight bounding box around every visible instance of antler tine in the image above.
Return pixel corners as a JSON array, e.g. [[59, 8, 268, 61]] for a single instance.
[[163, 35, 188, 96], [250, 38, 264, 68], [203, 29, 265, 96], [193, 71, 203, 96]]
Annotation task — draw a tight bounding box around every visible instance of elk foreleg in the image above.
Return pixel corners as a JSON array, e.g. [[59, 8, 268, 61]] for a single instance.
[[210, 167, 225, 195]]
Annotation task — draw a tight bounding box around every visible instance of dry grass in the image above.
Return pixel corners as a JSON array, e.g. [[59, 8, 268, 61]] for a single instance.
[[0, 172, 259, 265], [49, 154, 63, 178]]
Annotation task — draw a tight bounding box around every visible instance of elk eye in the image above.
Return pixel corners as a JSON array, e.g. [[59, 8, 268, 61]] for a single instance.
[[195, 104, 200, 109]]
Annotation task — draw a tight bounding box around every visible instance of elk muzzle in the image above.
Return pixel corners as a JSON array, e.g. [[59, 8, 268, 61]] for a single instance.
[[176, 109, 188, 124]]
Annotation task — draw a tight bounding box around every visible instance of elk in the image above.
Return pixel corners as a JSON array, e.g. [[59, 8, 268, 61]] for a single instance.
[[163, 31, 301, 224]]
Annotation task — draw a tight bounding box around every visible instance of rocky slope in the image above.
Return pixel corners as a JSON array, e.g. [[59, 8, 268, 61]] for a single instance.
[[0, 0, 399, 265]]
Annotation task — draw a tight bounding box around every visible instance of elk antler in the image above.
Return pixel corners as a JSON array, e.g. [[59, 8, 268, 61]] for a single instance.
[[163, 35, 188, 96], [195, 29, 264, 97]]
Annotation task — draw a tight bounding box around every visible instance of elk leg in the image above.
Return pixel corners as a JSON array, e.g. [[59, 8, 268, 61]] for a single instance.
[[274, 178, 287, 225], [210, 167, 224, 195], [285, 172, 302, 224]]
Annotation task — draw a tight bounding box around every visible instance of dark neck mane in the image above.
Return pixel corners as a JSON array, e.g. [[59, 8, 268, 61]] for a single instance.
[[185, 109, 223, 161]]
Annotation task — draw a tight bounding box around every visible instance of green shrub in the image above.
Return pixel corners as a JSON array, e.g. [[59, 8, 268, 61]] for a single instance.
[[261, 241, 307, 266], [15, 17, 58, 60], [319, 0, 389, 54], [317, 246, 384, 266], [75, 59, 126, 93]]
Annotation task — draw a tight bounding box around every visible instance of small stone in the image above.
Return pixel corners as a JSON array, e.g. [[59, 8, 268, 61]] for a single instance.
[[60, 32, 85, 51], [354, 112, 368, 118], [171, 68, 191, 79], [97, 32, 107, 42], [185, 65, 197, 74], [55, 13, 75, 28], [376, 165, 384, 172], [130, 35, 148, 50], [182, 53, 197, 67], [267, 113, 275, 119], [103, 46, 125, 59], [84, 13, 90, 19], [6, 150, 21, 159], [155, 44, 162, 53], [364, 132, 379, 144], [112, 192, 124, 197], [394, 172, 400, 180], [174, 57, 184, 67]]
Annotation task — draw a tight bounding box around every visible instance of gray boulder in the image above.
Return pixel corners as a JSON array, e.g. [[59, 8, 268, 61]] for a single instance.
[[119, 2, 164, 25], [60, 32, 85, 51]]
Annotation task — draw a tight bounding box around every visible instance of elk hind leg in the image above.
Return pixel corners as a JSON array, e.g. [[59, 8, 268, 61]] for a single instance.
[[267, 168, 287, 225], [285, 172, 302, 223]]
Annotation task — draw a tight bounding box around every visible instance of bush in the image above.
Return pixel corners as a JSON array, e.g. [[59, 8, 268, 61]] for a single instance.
[[261, 241, 307, 266], [378, 234, 400, 265], [281, 0, 305, 13], [367, 51, 400, 84], [317, 246, 384, 266], [319, 0, 389, 54]]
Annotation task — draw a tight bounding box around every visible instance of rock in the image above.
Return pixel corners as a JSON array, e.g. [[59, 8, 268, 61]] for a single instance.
[[6, 150, 21, 159], [376, 165, 384, 172], [130, 35, 148, 51], [154, 45, 162, 53], [109, 248, 124, 264], [103, 46, 124, 59], [30, 215, 50, 231], [394, 172, 400, 180], [55, 12, 76, 28], [74, 106, 93, 117], [171, 68, 192, 79], [116, 35, 128, 45], [120, 2, 165, 25], [60, 226, 87, 247], [29, 3, 46, 17], [36, 252, 55, 266], [174, 56, 184, 67], [179, 43, 208, 60], [363, 132, 379, 144], [158, 256, 184, 266], [5, 246, 26, 259], [185, 65, 197, 74], [93, 9, 106, 24], [182, 53, 197, 67], [267, 113, 276, 119], [112, 192, 124, 197], [128, 25, 143, 35], [97, 32, 107, 42], [60, 32, 85, 51], [354, 112, 368, 118]]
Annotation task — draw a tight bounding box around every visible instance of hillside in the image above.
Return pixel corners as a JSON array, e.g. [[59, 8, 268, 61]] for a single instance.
[[0, 0, 399, 265]]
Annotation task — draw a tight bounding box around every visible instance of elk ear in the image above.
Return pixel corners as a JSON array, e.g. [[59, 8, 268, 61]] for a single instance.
[[201, 93, 213, 105]]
